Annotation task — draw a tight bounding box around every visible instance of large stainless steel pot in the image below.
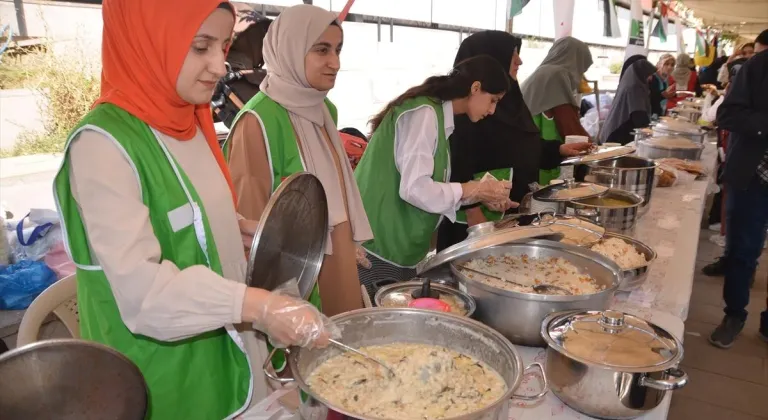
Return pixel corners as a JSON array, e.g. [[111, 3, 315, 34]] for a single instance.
[[0, 339, 148, 420], [568, 189, 644, 234], [582, 156, 657, 216], [541, 310, 688, 419], [374, 280, 477, 317], [449, 240, 622, 347], [263, 308, 548, 420], [652, 121, 707, 144]]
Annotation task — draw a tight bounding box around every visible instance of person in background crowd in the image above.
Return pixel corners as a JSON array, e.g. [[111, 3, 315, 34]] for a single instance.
[[701, 37, 767, 278], [521, 36, 594, 185], [699, 55, 728, 89], [650, 53, 676, 117], [355, 55, 513, 297], [339, 128, 367, 170], [619, 54, 647, 80], [719, 42, 756, 87], [436, 31, 591, 250], [225, 5, 373, 319], [708, 29, 768, 349], [600, 59, 658, 146], [667, 53, 702, 110], [53, 1, 334, 417]]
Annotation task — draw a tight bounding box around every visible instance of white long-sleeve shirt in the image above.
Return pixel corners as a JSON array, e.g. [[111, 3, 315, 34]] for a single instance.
[[68, 129, 247, 342], [394, 100, 463, 222]]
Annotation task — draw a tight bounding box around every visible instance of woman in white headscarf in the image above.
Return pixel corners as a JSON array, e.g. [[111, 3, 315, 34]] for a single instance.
[[225, 4, 373, 320], [520, 36, 594, 185]]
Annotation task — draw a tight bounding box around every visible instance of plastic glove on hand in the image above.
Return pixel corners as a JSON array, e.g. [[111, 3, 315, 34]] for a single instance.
[[355, 245, 371, 269], [256, 280, 339, 349], [461, 179, 512, 205], [485, 199, 519, 213]]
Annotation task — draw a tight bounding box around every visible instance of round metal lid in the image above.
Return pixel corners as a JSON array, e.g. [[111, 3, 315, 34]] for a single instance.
[[653, 119, 705, 135], [417, 224, 563, 276], [495, 212, 604, 246], [542, 310, 682, 371], [246, 172, 328, 299], [532, 178, 608, 202], [560, 146, 636, 166]]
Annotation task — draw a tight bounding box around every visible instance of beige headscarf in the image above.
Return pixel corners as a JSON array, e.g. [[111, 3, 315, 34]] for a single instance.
[[260, 4, 373, 252]]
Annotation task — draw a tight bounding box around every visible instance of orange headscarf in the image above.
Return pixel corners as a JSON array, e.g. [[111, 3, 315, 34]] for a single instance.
[[96, 0, 237, 203]]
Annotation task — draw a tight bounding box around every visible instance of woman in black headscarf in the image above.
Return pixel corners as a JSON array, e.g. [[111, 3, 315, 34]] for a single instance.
[[436, 31, 591, 251], [620, 54, 646, 80], [600, 58, 658, 145]]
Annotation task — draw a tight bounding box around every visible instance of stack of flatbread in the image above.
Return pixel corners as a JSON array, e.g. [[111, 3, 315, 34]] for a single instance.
[[656, 158, 707, 177]]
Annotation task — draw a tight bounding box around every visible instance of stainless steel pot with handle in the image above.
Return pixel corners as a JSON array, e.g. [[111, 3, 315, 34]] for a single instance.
[[449, 240, 622, 347], [582, 156, 657, 216], [568, 189, 644, 234], [541, 310, 688, 419], [263, 308, 548, 420]]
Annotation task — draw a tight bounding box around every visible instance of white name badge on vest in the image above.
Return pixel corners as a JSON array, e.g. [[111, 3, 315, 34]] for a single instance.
[[168, 203, 194, 233]]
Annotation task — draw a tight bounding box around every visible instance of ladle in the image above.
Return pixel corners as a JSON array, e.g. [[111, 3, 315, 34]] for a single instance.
[[328, 339, 397, 378], [460, 265, 573, 295]]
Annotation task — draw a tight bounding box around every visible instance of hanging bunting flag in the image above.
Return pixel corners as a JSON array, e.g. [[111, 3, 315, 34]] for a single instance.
[[509, 0, 531, 17], [554, 0, 576, 39], [625, 0, 646, 60], [694, 29, 715, 67], [603, 0, 621, 38], [652, 2, 669, 42], [675, 12, 685, 53]]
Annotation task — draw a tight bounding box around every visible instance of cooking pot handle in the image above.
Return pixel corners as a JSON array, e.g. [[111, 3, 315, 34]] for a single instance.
[[511, 362, 549, 401], [639, 367, 688, 390], [574, 208, 598, 218], [262, 347, 296, 384]]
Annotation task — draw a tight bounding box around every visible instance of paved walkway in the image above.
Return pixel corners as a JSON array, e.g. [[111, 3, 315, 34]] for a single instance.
[[669, 230, 768, 419]]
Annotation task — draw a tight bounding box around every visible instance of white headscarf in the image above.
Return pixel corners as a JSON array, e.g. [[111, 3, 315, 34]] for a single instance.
[[260, 4, 373, 252]]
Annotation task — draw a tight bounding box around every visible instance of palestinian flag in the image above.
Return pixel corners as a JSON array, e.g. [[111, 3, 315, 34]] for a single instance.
[[509, 0, 530, 17], [652, 2, 669, 42], [603, 0, 621, 38]]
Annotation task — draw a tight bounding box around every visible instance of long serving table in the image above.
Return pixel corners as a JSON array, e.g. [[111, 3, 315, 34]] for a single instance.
[[506, 141, 718, 420]]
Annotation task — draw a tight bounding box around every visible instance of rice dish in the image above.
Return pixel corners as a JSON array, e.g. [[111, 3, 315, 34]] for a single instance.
[[462, 254, 603, 295], [307, 343, 506, 420], [590, 237, 647, 269]]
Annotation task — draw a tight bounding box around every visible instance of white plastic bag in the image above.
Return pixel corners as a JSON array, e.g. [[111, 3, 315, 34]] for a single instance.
[[9, 209, 62, 263], [581, 108, 600, 138]]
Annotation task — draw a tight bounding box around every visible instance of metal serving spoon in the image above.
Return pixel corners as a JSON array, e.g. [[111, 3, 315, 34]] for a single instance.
[[460, 265, 573, 295], [329, 339, 397, 378]]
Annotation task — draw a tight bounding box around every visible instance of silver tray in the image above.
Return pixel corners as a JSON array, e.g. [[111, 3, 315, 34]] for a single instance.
[[246, 172, 328, 299]]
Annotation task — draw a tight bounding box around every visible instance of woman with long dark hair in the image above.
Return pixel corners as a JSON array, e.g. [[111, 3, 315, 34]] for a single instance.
[[436, 31, 591, 250], [355, 55, 513, 294]]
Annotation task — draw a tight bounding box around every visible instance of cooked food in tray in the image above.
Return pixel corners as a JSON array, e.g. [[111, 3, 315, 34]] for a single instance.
[[641, 136, 701, 149], [307, 343, 506, 420], [656, 157, 707, 176], [462, 254, 604, 295], [590, 237, 648, 269]]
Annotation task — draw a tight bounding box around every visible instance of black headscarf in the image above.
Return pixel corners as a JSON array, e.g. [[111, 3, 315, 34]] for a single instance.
[[699, 56, 727, 88], [449, 31, 540, 204], [620, 54, 647, 80]]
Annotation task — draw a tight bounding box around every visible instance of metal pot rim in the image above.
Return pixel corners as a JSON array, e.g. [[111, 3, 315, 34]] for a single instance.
[[373, 280, 477, 317], [569, 189, 644, 209], [586, 157, 659, 171], [284, 308, 526, 420], [449, 240, 622, 302], [539, 310, 684, 373]]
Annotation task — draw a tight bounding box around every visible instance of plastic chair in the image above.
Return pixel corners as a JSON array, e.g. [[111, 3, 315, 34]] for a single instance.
[[16, 274, 79, 347]]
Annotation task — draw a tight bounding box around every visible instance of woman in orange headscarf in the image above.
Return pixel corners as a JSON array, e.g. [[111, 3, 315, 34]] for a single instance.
[[53, 0, 333, 418]]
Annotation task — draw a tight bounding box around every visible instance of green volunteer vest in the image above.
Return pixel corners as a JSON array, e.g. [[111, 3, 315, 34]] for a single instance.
[[53, 104, 251, 420], [355, 97, 450, 267], [455, 168, 512, 224], [224, 92, 335, 371], [533, 113, 562, 185]]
